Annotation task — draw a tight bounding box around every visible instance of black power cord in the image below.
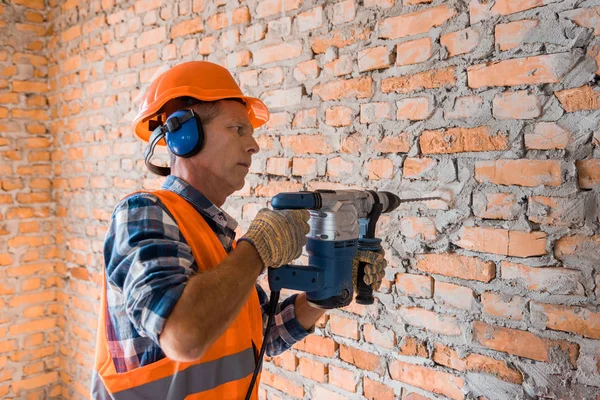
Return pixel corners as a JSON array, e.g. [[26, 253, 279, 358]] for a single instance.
[[244, 290, 280, 400]]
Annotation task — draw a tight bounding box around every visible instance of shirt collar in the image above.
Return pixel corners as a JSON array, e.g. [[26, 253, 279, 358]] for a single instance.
[[162, 175, 238, 232]]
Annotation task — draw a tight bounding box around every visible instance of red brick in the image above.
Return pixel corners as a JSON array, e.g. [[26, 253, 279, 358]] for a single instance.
[[290, 109, 317, 130], [327, 157, 354, 177], [298, 358, 327, 382], [562, 6, 600, 35], [396, 97, 431, 121], [472, 321, 579, 367], [416, 253, 496, 282], [364, 324, 396, 349], [312, 387, 347, 400], [495, 19, 539, 50], [11, 0, 45, 9], [420, 127, 508, 154], [266, 158, 291, 176], [525, 122, 570, 150], [331, 0, 355, 24], [11, 372, 59, 394], [374, 133, 410, 153], [261, 67, 284, 87], [493, 91, 541, 119], [329, 365, 356, 392], [13, 80, 48, 93], [368, 159, 394, 180], [198, 36, 216, 55], [363, 377, 395, 400], [578, 159, 600, 189], [360, 102, 391, 124], [531, 302, 600, 339], [330, 314, 360, 340], [378, 5, 456, 39], [171, 17, 203, 38], [325, 106, 353, 127], [389, 361, 464, 400], [441, 27, 480, 56], [358, 46, 390, 72], [471, 0, 560, 24], [500, 261, 584, 295], [313, 77, 372, 101], [432, 343, 523, 384], [255, 181, 302, 197], [324, 55, 354, 77], [456, 226, 547, 257], [339, 345, 384, 374], [137, 26, 166, 48], [468, 54, 573, 88], [312, 25, 370, 51], [472, 192, 519, 220], [261, 370, 304, 398], [395, 273, 433, 298], [226, 50, 251, 68], [253, 41, 302, 65], [400, 217, 437, 240], [481, 292, 526, 321], [239, 70, 258, 88], [256, 0, 300, 18], [555, 235, 600, 262], [293, 335, 338, 357], [281, 135, 334, 154], [475, 160, 562, 187], [396, 38, 432, 66], [293, 60, 319, 82], [434, 281, 475, 310], [292, 158, 317, 176], [242, 23, 266, 44], [398, 336, 429, 358], [382, 67, 456, 93], [528, 195, 584, 226], [296, 6, 324, 32], [403, 157, 436, 179], [261, 87, 302, 108], [397, 306, 462, 336]]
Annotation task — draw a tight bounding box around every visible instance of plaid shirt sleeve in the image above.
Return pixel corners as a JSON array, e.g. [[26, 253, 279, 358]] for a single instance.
[[255, 285, 313, 357], [105, 193, 196, 346], [104, 192, 310, 366]]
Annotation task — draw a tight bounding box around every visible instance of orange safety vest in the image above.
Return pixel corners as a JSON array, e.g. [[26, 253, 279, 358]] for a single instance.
[[91, 190, 264, 399]]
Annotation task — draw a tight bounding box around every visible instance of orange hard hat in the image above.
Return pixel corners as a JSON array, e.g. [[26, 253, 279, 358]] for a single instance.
[[132, 61, 270, 143]]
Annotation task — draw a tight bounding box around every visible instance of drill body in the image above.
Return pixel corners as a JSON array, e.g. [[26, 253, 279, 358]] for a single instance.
[[268, 189, 400, 309]]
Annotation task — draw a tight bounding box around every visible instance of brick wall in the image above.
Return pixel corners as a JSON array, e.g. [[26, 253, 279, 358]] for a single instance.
[[1, 0, 62, 397], [2, 0, 600, 398]]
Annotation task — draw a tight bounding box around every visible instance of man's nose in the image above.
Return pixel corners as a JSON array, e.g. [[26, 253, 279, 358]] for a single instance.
[[247, 136, 260, 155]]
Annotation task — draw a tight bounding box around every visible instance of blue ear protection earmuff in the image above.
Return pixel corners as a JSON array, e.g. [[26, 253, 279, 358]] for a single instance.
[[144, 109, 205, 176]]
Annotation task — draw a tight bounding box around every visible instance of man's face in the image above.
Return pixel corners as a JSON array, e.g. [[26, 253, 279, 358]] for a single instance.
[[190, 100, 259, 192]]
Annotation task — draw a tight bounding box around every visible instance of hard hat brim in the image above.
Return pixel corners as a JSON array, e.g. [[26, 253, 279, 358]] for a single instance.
[[133, 93, 269, 144]]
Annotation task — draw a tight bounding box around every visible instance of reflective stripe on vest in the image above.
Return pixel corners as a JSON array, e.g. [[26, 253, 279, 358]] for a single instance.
[[91, 348, 256, 400]]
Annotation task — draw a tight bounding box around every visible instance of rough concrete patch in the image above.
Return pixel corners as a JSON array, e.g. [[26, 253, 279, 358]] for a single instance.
[[540, 96, 566, 121], [463, 372, 526, 400], [560, 53, 598, 90], [575, 339, 600, 388]]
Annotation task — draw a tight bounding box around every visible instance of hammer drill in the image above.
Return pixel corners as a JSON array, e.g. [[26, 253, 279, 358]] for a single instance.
[[267, 189, 401, 309]]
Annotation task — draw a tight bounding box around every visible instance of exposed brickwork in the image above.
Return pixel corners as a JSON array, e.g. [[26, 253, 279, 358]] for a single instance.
[[1, 0, 599, 399]]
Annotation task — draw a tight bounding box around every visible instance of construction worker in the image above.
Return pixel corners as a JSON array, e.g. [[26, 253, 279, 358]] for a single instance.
[[91, 61, 387, 399]]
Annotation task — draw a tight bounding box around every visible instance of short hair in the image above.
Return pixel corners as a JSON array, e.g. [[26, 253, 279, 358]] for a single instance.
[[163, 97, 247, 166]]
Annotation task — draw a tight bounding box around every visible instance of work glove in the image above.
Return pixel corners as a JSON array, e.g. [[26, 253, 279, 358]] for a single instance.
[[352, 249, 387, 291], [239, 208, 311, 270]]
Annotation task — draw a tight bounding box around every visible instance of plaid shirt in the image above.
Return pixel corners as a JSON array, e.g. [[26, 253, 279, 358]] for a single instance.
[[103, 175, 310, 373]]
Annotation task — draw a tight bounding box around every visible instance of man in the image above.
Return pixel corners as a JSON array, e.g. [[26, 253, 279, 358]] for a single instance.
[[92, 61, 387, 399]]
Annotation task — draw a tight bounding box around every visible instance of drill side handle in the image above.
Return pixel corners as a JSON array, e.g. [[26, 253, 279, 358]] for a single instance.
[[268, 265, 325, 292]]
